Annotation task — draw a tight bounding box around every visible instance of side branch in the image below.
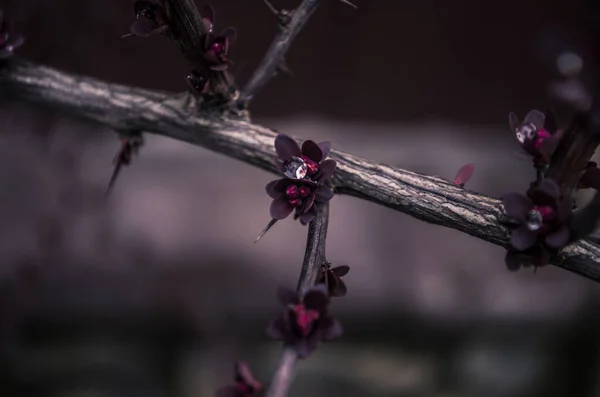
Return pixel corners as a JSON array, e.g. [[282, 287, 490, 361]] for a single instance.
[[239, 0, 322, 104], [1, 59, 600, 280]]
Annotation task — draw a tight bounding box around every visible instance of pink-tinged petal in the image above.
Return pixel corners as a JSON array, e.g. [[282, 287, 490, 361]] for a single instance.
[[301, 140, 323, 163], [454, 163, 474, 186], [524, 109, 545, 130], [303, 286, 328, 311], [331, 265, 350, 277], [509, 112, 520, 133], [315, 185, 334, 202], [270, 197, 294, 219], [266, 316, 285, 340], [510, 226, 537, 251], [501, 193, 533, 222], [318, 142, 331, 159], [275, 134, 301, 160], [545, 225, 570, 249], [320, 317, 343, 341], [544, 108, 559, 134], [530, 179, 560, 204], [315, 159, 337, 183], [277, 286, 298, 306]]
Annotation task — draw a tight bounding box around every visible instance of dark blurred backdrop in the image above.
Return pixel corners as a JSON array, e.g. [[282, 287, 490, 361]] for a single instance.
[[1, 1, 600, 397]]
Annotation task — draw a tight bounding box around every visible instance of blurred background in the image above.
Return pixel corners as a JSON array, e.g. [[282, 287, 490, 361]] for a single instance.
[[1, 0, 600, 396]]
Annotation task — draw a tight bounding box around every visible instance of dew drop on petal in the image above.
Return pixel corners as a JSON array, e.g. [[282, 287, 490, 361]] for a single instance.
[[526, 209, 543, 231], [282, 156, 308, 179]]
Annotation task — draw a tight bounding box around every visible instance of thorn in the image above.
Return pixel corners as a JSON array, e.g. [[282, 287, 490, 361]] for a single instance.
[[105, 160, 124, 198], [121, 32, 134, 39], [263, 0, 278, 14], [254, 218, 278, 243], [277, 60, 294, 76], [339, 0, 358, 9]]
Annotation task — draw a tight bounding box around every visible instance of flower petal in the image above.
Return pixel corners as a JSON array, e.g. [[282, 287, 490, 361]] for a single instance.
[[545, 225, 570, 249], [301, 140, 323, 162], [315, 160, 337, 183], [303, 286, 329, 311], [524, 109, 545, 130], [274, 134, 301, 160], [300, 192, 316, 215], [210, 64, 229, 71], [504, 250, 522, 271], [320, 317, 343, 341], [221, 27, 237, 42], [501, 192, 533, 222], [332, 265, 350, 277], [130, 18, 160, 36], [510, 225, 537, 251], [277, 286, 298, 306], [580, 166, 600, 189], [454, 163, 474, 186], [315, 185, 334, 202], [270, 197, 294, 219], [299, 207, 316, 225], [266, 179, 284, 198], [201, 4, 215, 24], [318, 142, 331, 159]]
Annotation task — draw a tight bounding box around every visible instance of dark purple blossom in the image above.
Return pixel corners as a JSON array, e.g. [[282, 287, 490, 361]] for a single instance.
[[130, 0, 170, 37], [501, 178, 572, 252], [200, 5, 236, 71], [317, 263, 349, 297], [215, 362, 262, 397], [505, 245, 550, 271], [266, 178, 333, 224], [274, 134, 336, 183], [267, 285, 342, 359], [508, 109, 560, 164], [0, 9, 24, 59], [454, 163, 474, 188]]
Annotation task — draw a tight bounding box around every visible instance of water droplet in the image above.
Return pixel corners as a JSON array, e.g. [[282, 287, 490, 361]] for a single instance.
[[526, 209, 543, 231], [516, 123, 537, 144], [282, 156, 308, 179]]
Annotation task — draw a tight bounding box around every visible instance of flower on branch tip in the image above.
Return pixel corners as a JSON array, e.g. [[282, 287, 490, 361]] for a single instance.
[[274, 134, 336, 184], [0, 9, 24, 59], [508, 109, 560, 164], [267, 285, 343, 359], [453, 163, 474, 188], [578, 161, 600, 190], [130, 0, 170, 37], [266, 178, 333, 225], [501, 178, 572, 253], [215, 362, 262, 397], [200, 5, 236, 71], [317, 263, 349, 297]]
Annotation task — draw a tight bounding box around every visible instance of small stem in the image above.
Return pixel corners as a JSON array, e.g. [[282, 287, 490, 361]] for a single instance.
[[265, 202, 330, 397], [238, 0, 323, 105]]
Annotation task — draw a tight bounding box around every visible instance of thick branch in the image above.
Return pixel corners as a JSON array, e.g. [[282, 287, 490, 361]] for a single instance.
[[239, 0, 322, 104], [2, 59, 600, 281], [266, 202, 329, 397]]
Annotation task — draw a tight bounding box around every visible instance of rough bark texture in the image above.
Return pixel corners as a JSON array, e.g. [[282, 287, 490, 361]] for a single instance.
[[1, 59, 600, 281]]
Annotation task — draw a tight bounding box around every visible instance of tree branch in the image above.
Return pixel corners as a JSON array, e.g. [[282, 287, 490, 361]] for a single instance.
[[2, 59, 600, 281], [238, 0, 323, 104], [266, 202, 329, 397]]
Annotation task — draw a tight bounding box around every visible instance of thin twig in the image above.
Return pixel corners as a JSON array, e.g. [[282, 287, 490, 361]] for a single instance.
[[266, 202, 329, 397], [238, 0, 323, 104], [2, 59, 600, 281]]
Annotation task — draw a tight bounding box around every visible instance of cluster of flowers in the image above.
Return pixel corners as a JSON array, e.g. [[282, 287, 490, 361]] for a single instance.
[[128, 1, 236, 93], [501, 109, 600, 270]]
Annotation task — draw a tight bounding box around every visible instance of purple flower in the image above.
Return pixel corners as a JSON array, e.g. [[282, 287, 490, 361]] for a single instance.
[[199, 5, 236, 71], [0, 9, 24, 59], [317, 263, 349, 297], [274, 134, 336, 183], [504, 245, 550, 271], [508, 109, 560, 164], [130, 0, 170, 37], [267, 285, 343, 359], [501, 179, 572, 252], [265, 178, 333, 225], [215, 362, 262, 397]]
